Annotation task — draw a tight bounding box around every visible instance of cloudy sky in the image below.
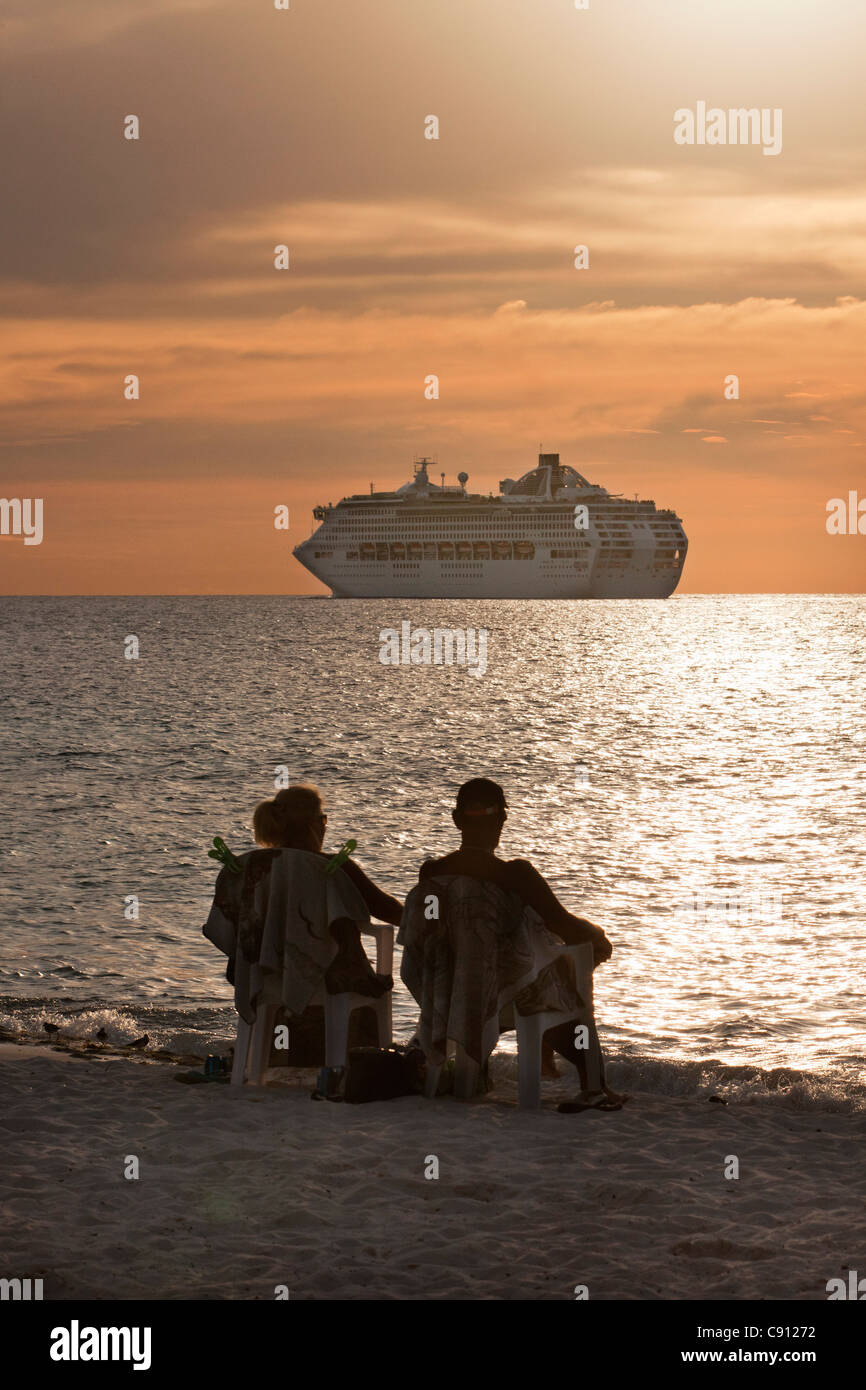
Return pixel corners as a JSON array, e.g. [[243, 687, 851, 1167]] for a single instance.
[[2, 0, 865, 592]]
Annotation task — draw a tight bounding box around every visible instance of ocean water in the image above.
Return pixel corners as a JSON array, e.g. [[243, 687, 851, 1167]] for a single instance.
[[1, 595, 864, 1109]]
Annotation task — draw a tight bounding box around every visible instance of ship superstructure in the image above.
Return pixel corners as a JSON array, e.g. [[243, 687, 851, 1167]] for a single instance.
[[293, 453, 687, 598]]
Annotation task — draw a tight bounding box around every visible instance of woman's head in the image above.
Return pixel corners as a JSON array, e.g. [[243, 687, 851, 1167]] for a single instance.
[[253, 783, 327, 852]]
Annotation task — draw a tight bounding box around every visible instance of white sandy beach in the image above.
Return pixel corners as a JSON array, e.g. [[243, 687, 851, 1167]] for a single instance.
[[1, 1042, 864, 1301]]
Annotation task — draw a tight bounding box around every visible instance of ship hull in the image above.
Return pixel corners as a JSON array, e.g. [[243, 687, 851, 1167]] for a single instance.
[[294, 551, 684, 599]]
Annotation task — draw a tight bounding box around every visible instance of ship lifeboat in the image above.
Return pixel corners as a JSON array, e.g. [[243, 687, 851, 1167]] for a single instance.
[[473, 542, 490, 560], [407, 542, 423, 560], [514, 541, 535, 559], [456, 542, 472, 559], [389, 542, 406, 560], [359, 543, 376, 560], [492, 541, 512, 559], [438, 542, 454, 559], [376, 543, 389, 560]]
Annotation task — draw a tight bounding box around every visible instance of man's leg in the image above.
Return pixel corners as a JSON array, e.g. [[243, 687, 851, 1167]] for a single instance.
[[544, 1018, 606, 1090]]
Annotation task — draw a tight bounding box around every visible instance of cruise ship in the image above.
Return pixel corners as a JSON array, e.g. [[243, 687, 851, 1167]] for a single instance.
[[293, 453, 687, 598]]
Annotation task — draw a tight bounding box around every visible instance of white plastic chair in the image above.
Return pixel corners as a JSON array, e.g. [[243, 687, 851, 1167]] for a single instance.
[[424, 942, 601, 1109], [231, 924, 395, 1085]]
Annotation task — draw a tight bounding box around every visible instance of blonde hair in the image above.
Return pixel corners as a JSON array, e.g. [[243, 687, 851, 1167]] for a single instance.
[[253, 784, 324, 849]]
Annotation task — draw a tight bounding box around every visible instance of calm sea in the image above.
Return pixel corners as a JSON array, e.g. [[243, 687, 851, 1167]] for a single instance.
[[1, 596, 864, 1108]]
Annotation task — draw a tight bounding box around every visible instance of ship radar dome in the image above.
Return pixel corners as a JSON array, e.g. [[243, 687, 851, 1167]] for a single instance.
[[458, 471, 468, 487]]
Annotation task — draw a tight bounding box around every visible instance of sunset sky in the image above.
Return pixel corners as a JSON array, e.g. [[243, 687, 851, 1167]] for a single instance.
[[1, 0, 865, 593]]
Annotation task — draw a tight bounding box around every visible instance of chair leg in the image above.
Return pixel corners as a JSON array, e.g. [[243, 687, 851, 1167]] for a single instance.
[[323, 994, 351, 1069], [424, 1062, 442, 1098], [454, 1043, 480, 1100], [424, 1038, 453, 1098], [373, 927, 394, 978], [232, 1018, 252, 1086], [374, 992, 393, 1048], [248, 1004, 275, 1085], [516, 1014, 543, 1110]]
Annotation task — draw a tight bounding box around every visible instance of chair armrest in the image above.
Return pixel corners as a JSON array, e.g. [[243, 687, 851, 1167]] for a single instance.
[[560, 941, 594, 1007], [361, 922, 396, 976]]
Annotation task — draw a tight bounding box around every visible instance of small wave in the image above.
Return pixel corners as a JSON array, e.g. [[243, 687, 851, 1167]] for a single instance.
[[0, 1000, 235, 1057], [603, 1053, 866, 1114], [489, 1050, 865, 1113], [0, 1006, 149, 1046], [1, 1002, 863, 1112]]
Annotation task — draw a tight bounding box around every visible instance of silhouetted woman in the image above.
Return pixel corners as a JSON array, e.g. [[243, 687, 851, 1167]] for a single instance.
[[254, 783, 401, 994]]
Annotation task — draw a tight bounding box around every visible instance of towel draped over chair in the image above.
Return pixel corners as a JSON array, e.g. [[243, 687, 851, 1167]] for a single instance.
[[203, 848, 371, 1023], [398, 875, 586, 1066]]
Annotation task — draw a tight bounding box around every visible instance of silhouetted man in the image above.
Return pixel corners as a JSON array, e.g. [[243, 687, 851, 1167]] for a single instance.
[[419, 777, 625, 1109]]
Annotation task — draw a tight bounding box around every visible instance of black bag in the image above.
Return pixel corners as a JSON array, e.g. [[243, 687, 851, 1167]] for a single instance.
[[343, 1046, 425, 1104]]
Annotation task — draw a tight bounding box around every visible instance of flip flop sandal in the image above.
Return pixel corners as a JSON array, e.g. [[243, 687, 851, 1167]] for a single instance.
[[557, 1094, 623, 1113]]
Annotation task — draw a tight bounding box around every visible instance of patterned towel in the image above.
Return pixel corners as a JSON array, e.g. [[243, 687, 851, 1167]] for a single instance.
[[203, 848, 370, 1023], [398, 875, 588, 1066]]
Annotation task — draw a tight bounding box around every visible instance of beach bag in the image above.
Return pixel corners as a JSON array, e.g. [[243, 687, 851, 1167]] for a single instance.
[[344, 1046, 425, 1103]]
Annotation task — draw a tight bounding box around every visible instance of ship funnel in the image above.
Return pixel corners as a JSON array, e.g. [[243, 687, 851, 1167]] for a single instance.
[[538, 452, 560, 468]]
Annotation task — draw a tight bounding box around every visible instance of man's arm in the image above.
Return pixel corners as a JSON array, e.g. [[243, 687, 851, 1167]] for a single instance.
[[508, 859, 612, 961]]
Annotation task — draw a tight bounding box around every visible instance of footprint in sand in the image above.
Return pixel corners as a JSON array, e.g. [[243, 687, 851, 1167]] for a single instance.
[[451, 1183, 502, 1202], [672, 1237, 776, 1261]]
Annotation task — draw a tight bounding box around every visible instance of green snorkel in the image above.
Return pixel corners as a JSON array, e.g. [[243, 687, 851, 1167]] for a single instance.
[[324, 839, 357, 875], [207, 836, 243, 874], [207, 836, 355, 876]]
